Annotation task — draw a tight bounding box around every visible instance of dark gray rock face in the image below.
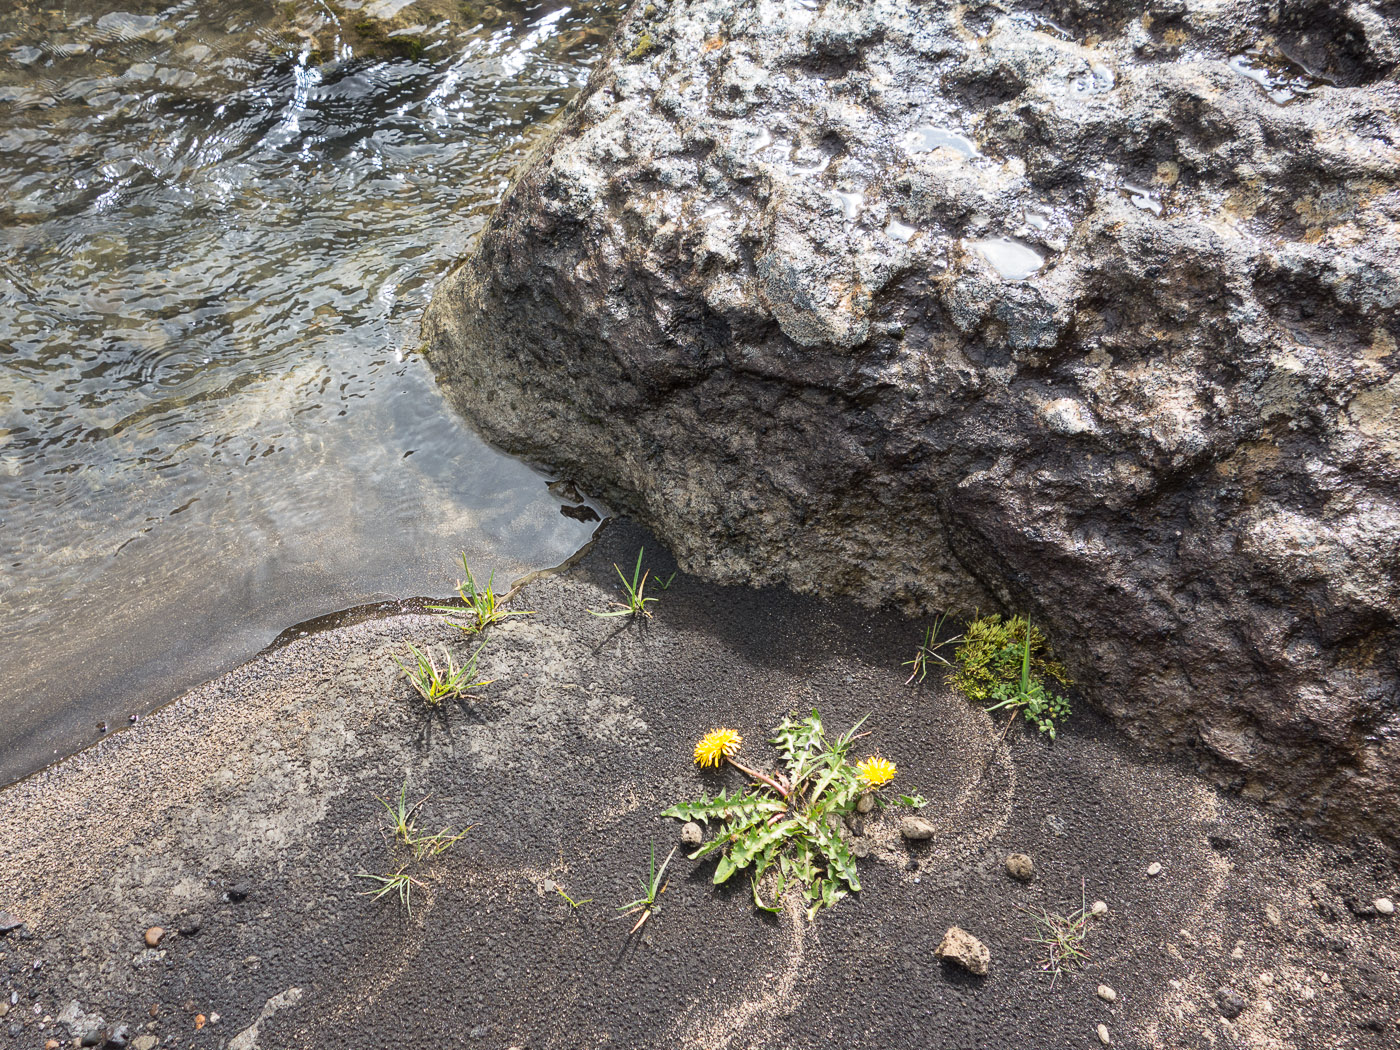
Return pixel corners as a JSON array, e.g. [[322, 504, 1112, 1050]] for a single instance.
[[423, 0, 1400, 843]]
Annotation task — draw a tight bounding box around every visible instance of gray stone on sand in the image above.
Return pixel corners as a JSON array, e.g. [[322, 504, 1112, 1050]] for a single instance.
[[1375, 897, 1394, 915], [900, 816, 936, 841], [935, 926, 990, 976], [57, 1001, 104, 1041], [679, 821, 703, 848], [1097, 984, 1117, 1003], [1216, 986, 1246, 1019]]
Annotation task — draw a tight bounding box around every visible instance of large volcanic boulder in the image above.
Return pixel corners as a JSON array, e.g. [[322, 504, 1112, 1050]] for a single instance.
[[423, 0, 1400, 843]]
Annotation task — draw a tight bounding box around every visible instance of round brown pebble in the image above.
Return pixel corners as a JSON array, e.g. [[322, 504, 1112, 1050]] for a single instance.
[[1097, 983, 1117, 1002], [1005, 853, 1034, 881], [144, 926, 164, 948]]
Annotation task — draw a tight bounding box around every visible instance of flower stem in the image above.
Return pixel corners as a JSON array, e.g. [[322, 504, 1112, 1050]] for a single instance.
[[726, 756, 789, 798]]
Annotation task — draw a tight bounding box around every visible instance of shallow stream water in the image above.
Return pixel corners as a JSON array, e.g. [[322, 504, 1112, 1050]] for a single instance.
[[0, 0, 619, 783]]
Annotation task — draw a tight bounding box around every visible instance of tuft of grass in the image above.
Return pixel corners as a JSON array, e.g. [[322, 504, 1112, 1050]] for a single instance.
[[395, 641, 492, 706], [617, 842, 676, 934], [376, 780, 472, 859], [904, 611, 962, 684], [427, 555, 533, 634], [378, 779, 424, 846], [357, 867, 424, 915], [589, 548, 659, 620], [950, 614, 1071, 738], [1020, 879, 1092, 987]]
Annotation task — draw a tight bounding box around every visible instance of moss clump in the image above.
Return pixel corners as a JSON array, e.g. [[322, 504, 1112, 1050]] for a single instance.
[[628, 32, 655, 61], [949, 614, 1071, 706]]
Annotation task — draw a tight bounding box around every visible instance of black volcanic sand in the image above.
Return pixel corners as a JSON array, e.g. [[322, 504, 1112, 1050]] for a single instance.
[[1, 521, 1396, 1050]]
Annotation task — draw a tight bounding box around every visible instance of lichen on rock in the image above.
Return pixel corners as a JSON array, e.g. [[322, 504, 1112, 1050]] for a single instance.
[[423, 0, 1400, 845]]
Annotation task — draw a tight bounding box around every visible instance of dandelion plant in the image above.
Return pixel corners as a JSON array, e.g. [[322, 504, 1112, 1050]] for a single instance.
[[664, 710, 897, 918]]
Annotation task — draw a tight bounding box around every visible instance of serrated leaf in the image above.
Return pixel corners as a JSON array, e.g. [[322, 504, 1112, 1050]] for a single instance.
[[662, 789, 783, 824], [730, 819, 797, 870], [770, 710, 824, 770], [806, 818, 860, 893]]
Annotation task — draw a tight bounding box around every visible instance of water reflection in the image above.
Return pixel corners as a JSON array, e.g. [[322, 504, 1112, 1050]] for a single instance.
[[0, 0, 621, 782]]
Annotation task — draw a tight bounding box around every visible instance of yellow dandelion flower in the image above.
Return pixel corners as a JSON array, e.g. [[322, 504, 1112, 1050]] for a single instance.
[[856, 756, 897, 787], [694, 728, 743, 768]]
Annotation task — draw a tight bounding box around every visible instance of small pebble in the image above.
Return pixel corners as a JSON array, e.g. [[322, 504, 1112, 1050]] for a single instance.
[[1146, 862, 1162, 877], [900, 815, 936, 841], [1097, 1022, 1111, 1044], [144, 926, 164, 948], [934, 926, 990, 976], [855, 793, 876, 814], [1090, 900, 1109, 916], [1097, 984, 1117, 1002], [1375, 898, 1394, 915], [1005, 853, 1034, 881], [679, 822, 703, 848], [1216, 985, 1246, 1019]]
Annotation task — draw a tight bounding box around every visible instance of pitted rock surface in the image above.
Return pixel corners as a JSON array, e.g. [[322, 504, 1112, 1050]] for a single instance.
[[423, 0, 1400, 843]]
